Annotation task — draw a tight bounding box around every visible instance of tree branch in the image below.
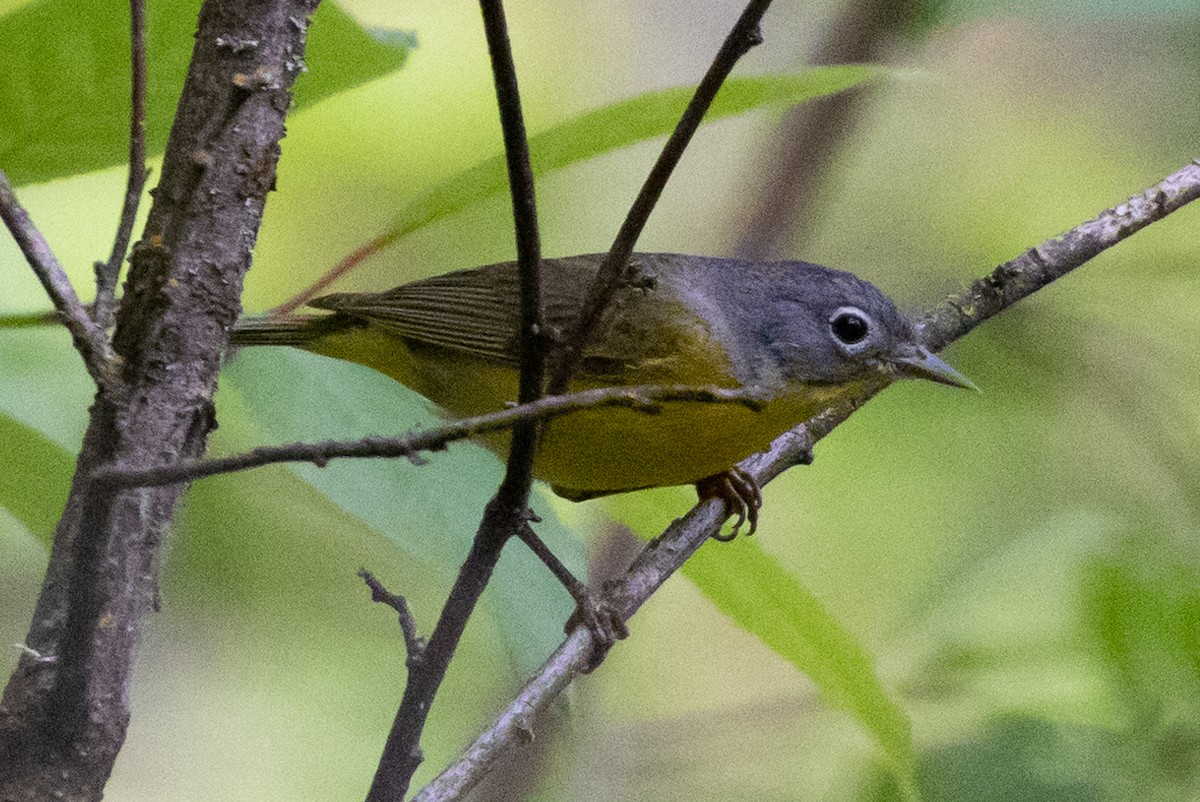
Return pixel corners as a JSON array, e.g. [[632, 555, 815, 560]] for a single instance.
[[0, 2, 319, 799], [548, 0, 775, 393], [411, 157, 1200, 802], [0, 170, 116, 388], [364, 3, 547, 800], [93, 0, 150, 330], [93, 384, 765, 489]]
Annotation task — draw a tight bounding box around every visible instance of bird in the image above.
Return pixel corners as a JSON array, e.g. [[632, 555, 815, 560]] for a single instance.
[[231, 252, 974, 532]]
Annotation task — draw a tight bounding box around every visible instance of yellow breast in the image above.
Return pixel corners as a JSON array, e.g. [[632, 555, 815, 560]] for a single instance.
[[305, 325, 837, 496]]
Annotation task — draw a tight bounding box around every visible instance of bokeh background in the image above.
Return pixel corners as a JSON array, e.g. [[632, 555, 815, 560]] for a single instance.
[[3, 0, 1199, 799]]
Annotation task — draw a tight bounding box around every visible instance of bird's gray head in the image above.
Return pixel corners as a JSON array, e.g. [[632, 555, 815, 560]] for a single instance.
[[740, 261, 974, 390]]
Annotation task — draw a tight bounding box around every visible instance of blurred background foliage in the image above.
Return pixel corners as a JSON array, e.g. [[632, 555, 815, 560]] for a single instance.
[[2, 0, 1199, 799]]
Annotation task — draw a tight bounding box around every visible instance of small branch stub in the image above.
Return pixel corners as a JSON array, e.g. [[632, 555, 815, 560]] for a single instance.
[[359, 569, 425, 666]]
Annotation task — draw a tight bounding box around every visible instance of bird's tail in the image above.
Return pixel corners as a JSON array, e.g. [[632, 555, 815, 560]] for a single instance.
[[229, 313, 355, 347]]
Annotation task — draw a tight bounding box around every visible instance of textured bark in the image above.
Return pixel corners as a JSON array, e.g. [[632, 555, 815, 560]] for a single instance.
[[0, 2, 318, 799]]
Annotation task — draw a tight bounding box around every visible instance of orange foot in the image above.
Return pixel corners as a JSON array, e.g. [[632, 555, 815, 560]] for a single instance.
[[696, 466, 763, 541]]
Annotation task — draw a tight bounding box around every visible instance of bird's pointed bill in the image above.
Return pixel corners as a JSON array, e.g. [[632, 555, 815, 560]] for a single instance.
[[893, 347, 978, 391]]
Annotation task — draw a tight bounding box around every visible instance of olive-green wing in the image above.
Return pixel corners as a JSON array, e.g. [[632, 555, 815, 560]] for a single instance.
[[308, 254, 632, 366]]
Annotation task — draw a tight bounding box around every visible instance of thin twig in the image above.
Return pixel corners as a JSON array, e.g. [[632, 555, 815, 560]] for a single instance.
[[483, 0, 545, 494], [94, 0, 150, 330], [0, 170, 116, 387], [514, 523, 589, 607], [364, 3, 546, 800], [548, 0, 774, 393], [411, 157, 1200, 802], [0, 309, 64, 329], [92, 384, 765, 488], [359, 570, 425, 667], [270, 232, 390, 315]]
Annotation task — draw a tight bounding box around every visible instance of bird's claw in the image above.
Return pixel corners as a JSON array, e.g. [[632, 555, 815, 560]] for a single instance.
[[696, 466, 763, 541], [565, 592, 628, 673]]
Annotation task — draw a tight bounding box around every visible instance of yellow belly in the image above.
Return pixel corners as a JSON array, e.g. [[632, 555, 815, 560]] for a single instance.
[[307, 326, 841, 495], [529, 390, 834, 494]]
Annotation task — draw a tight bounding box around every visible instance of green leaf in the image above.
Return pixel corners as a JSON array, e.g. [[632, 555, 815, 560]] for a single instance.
[[939, 0, 1200, 20], [869, 716, 1114, 802], [1081, 537, 1200, 716], [383, 67, 874, 245], [0, 0, 413, 186], [683, 538, 917, 799], [218, 347, 585, 672], [0, 411, 74, 544]]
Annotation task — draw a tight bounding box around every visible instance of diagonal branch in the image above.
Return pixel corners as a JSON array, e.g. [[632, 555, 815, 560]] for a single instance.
[[411, 157, 1200, 802], [548, 0, 775, 393], [93, 0, 150, 330], [92, 384, 765, 489], [0, 170, 116, 388]]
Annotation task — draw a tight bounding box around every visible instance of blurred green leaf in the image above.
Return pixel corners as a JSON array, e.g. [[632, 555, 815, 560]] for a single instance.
[[218, 347, 584, 672], [901, 0, 954, 40], [0, 411, 73, 544], [683, 538, 916, 799], [937, 0, 1200, 20], [0, 329, 95, 449], [382, 67, 873, 245], [0, 0, 412, 186], [905, 513, 1119, 723], [1082, 538, 1200, 717], [869, 716, 1113, 802]]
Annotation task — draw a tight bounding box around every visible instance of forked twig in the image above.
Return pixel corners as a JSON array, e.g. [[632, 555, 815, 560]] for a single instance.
[[94, 0, 150, 330], [364, 2, 548, 800], [0, 171, 116, 387]]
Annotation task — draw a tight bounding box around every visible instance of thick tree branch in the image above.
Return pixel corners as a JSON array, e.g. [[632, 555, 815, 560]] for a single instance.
[[412, 158, 1200, 802], [0, 3, 319, 800], [548, 0, 774, 393], [0, 170, 116, 388], [93, 384, 765, 489], [93, 0, 149, 330], [364, 3, 546, 800]]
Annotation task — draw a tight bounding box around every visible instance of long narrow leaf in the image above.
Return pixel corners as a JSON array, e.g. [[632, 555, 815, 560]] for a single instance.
[[386, 67, 873, 244], [683, 538, 917, 799]]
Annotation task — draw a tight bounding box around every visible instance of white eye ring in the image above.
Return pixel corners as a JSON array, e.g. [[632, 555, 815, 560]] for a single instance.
[[829, 306, 874, 352]]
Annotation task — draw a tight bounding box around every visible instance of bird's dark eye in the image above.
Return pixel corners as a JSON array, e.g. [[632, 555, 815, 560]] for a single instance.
[[831, 312, 869, 345]]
